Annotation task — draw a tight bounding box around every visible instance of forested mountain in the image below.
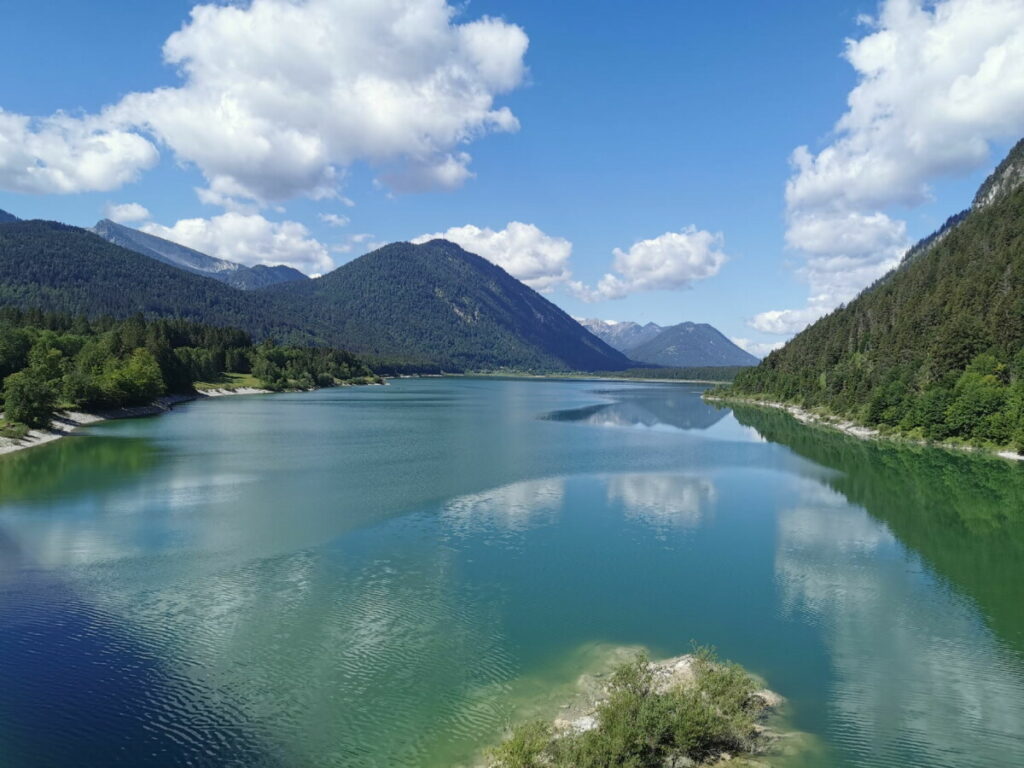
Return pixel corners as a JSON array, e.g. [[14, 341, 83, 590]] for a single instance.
[[731, 138, 1024, 449], [92, 219, 308, 290], [0, 221, 630, 372], [0, 209, 19, 224], [627, 322, 758, 367], [268, 240, 632, 371], [577, 318, 663, 352], [0, 219, 320, 342]]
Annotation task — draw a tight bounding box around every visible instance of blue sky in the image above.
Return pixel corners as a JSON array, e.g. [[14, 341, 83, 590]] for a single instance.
[[2, 0, 1022, 356]]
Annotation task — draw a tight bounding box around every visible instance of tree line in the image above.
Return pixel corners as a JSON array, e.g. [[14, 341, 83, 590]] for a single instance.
[[728, 163, 1024, 452], [0, 309, 378, 431]]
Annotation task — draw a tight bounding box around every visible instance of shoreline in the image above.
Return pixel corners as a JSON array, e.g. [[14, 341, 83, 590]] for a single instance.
[[0, 388, 271, 458], [708, 393, 1024, 463], [446, 372, 729, 385]]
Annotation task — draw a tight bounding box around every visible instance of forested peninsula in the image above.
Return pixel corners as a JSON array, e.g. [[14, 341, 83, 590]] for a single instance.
[[0, 309, 379, 446]]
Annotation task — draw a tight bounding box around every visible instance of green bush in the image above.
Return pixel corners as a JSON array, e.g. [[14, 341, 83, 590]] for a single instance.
[[3, 368, 56, 429], [488, 649, 764, 768]]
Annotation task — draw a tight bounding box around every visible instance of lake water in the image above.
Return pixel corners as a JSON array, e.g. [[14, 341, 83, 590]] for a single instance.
[[1, 378, 1023, 767]]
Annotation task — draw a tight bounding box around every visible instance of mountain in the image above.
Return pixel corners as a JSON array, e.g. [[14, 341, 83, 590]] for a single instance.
[[577, 318, 663, 352], [91, 219, 308, 290], [0, 208, 19, 223], [0, 219, 315, 341], [268, 239, 632, 371], [0, 221, 630, 372], [731, 137, 1024, 448], [627, 322, 759, 367]]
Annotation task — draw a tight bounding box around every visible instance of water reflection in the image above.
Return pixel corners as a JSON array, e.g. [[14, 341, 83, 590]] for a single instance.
[[730, 405, 1024, 767], [443, 477, 566, 533], [544, 387, 727, 432], [607, 474, 716, 530], [0, 531, 286, 766], [731, 404, 1024, 657], [0, 434, 158, 504], [774, 478, 1024, 767]]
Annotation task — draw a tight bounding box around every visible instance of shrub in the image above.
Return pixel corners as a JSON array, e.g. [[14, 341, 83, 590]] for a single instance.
[[488, 649, 764, 768]]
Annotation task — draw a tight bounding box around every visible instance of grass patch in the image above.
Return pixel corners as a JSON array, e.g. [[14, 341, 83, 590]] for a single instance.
[[488, 648, 768, 768], [0, 417, 30, 440], [193, 372, 265, 391]]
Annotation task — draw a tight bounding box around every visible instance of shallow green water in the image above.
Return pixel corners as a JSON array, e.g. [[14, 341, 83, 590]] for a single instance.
[[1, 379, 1023, 767]]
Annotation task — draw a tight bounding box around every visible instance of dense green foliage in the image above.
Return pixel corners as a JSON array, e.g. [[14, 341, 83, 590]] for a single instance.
[[0, 220, 318, 342], [596, 366, 746, 382], [488, 649, 766, 768], [627, 322, 758, 367], [0, 309, 376, 430], [730, 140, 1024, 451], [0, 221, 629, 372]]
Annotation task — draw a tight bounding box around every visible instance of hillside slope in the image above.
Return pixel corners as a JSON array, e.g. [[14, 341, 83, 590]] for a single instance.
[[269, 239, 632, 371], [92, 219, 308, 290], [731, 138, 1024, 448], [0, 219, 317, 342], [628, 322, 758, 367], [0, 222, 629, 372]]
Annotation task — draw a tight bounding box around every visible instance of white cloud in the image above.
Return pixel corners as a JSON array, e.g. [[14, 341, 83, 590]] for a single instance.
[[573, 226, 727, 302], [104, 202, 151, 224], [730, 337, 786, 358], [0, 109, 158, 194], [758, 0, 1024, 337], [141, 212, 333, 274], [330, 232, 384, 255], [412, 221, 572, 291], [0, 0, 528, 203], [319, 213, 350, 228], [748, 307, 830, 336]]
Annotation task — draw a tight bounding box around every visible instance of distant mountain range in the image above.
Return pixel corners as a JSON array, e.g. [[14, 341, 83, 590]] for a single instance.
[[0, 208, 20, 224], [91, 219, 308, 290], [579, 317, 758, 367], [577, 319, 663, 352], [0, 216, 630, 372]]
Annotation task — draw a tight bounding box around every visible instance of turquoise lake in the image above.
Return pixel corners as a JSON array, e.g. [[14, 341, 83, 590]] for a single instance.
[[1, 378, 1023, 766]]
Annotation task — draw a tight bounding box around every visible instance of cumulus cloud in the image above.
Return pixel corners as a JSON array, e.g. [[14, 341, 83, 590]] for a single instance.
[[0, 109, 158, 194], [141, 212, 333, 273], [319, 213, 350, 228], [573, 226, 727, 302], [104, 202, 151, 224], [730, 337, 786, 358], [756, 0, 1024, 336], [0, 0, 528, 203], [748, 307, 830, 336], [412, 221, 573, 290]]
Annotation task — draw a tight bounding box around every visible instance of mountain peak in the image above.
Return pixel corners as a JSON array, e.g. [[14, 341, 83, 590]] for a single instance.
[[91, 218, 308, 290], [0, 208, 20, 224]]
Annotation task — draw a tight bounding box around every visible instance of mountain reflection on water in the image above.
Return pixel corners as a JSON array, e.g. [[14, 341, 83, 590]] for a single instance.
[[543, 386, 728, 431]]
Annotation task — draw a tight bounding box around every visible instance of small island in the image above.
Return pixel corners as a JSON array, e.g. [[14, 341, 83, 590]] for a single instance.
[[485, 648, 790, 768]]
